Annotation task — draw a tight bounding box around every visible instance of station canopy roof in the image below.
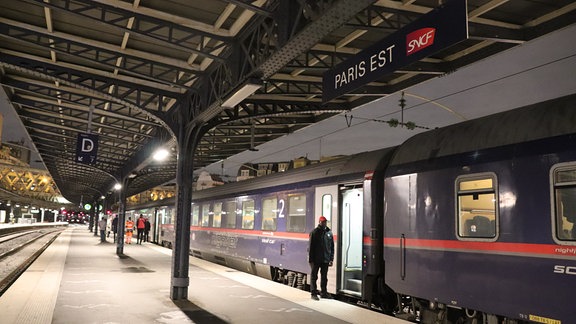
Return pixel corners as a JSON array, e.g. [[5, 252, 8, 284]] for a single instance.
[[0, 0, 574, 206]]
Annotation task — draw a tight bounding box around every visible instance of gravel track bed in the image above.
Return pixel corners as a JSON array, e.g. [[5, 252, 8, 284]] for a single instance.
[[0, 228, 65, 293]]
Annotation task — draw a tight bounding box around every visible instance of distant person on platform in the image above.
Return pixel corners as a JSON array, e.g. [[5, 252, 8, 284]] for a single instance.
[[98, 217, 107, 243], [125, 216, 134, 244], [308, 216, 334, 300], [111, 216, 118, 242], [144, 218, 151, 243], [136, 214, 146, 244]]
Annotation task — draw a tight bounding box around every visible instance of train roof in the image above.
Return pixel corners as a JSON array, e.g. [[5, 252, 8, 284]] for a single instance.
[[389, 94, 576, 167], [192, 147, 396, 200]]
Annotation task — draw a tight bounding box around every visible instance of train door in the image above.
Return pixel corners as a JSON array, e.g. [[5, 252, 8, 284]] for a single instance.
[[155, 206, 167, 243], [339, 185, 363, 297], [383, 173, 417, 285], [314, 185, 338, 294], [152, 208, 159, 243]]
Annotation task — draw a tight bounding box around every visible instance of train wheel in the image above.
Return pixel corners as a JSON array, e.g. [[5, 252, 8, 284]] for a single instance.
[[393, 295, 419, 322]]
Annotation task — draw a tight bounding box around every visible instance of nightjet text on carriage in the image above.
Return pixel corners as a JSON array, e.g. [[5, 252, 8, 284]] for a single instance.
[[322, 0, 468, 103]]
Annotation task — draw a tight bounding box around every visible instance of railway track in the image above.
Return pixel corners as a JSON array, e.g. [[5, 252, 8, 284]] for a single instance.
[[0, 227, 65, 295]]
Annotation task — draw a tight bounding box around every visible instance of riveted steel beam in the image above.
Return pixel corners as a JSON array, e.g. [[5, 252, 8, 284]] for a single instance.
[[19, 0, 231, 57], [0, 24, 200, 89]]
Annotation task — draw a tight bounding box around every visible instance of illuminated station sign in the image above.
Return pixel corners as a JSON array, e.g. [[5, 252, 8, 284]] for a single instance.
[[322, 0, 468, 103]]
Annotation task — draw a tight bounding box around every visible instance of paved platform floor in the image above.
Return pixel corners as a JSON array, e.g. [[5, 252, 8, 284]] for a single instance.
[[0, 226, 408, 324]]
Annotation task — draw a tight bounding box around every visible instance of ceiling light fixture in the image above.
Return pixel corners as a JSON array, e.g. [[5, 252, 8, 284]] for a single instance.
[[153, 148, 169, 161], [222, 78, 263, 108]]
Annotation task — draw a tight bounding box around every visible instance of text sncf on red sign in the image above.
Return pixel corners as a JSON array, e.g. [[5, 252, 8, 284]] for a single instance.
[[322, 0, 468, 103], [407, 28, 436, 55]]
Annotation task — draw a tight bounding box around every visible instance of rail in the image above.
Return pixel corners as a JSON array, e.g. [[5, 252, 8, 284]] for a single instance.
[[0, 226, 65, 296]]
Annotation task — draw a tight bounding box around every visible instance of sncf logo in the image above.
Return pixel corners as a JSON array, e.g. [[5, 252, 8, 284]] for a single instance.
[[406, 28, 436, 55]]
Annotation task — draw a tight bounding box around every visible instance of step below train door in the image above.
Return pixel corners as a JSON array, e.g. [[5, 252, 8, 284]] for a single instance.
[[339, 184, 364, 297], [314, 185, 338, 294]]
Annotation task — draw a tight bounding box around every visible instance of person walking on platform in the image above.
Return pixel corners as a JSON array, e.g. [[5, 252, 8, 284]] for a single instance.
[[98, 217, 107, 242], [112, 216, 118, 242], [136, 214, 146, 244], [308, 216, 334, 300], [144, 218, 151, 242], [125, 216, 134, 244]]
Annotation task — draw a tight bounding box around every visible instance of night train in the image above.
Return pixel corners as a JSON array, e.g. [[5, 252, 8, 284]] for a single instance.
[[127, 94, 576, 324]]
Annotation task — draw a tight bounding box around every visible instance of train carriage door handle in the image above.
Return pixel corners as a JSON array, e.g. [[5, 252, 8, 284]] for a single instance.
[[400, 234, 406, 280]]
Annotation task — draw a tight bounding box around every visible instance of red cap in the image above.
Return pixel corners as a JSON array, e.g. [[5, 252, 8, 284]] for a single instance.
[[319, 216, 327, 222]]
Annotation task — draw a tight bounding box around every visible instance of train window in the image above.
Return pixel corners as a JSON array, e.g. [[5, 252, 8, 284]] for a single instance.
[[322, 194, 332, 227], [213, 202, 222, 228], [201, 204, 210, 227], [222, 201, 237, 228], [159, 206, 173, 225], [287, 194, 307, 232], [261, 197, 278, 231], [241, 199, 255, 229], [456, 175, 497, 239], [191, 204, 200, 226], [552, 166, 576, 242]]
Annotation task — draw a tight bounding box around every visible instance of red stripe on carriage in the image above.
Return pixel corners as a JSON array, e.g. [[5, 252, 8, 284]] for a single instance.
[[383, 237, 576, 257]]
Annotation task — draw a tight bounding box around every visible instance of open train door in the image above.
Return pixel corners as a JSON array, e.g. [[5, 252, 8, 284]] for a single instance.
[[339, 184, 364, 297], [155, 206, 170, 244], [314, 185, 339, 294]]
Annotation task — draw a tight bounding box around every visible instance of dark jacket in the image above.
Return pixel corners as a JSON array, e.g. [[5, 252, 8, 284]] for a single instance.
[[308, 225, 334, 264], [111, 217, 118, 233]]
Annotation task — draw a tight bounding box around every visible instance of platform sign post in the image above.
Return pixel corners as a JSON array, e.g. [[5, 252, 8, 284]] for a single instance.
[[75, 133, 99, 165], [323, 0, 468, 103]]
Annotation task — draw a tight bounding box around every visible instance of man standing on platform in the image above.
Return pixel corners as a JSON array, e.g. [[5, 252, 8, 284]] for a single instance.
[[308, 216, 334, 300], [111, 216, 118, 242], [144, 218, 151, 242], [136, 214, 146, 244], [98, 217, 107, 242]]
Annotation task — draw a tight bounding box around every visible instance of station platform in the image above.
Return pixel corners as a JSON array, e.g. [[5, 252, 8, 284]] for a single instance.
[[0, 226, 408, 324]]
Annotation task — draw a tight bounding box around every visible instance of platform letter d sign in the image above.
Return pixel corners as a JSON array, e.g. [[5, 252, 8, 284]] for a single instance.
[[76, 133, 99, 165], [82, 138, 94, 152]]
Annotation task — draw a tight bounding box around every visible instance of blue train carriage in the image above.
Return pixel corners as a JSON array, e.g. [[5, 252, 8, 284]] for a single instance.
[[383, 94, 576, 323], [187, 147, 395, 299]]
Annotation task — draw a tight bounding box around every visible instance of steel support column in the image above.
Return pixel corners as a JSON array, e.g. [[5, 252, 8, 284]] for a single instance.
[[88, 205, 95, 232], [92, 198, 99, 236], [170, 89, 204, 299], [116, 177, 128, 256], [170, 124, 201, 300]]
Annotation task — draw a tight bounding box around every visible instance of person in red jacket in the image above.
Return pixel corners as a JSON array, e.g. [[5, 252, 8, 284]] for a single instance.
[[136, 214, 146, 244]]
